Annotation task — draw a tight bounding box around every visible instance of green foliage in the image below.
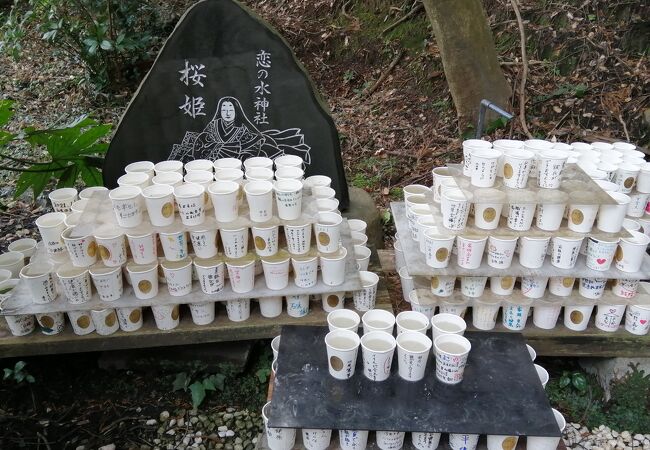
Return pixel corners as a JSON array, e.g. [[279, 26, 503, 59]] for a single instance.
[[547, 369, 606, 429], [3, 361, 36, 385], [173, 371, 227, 409], [605, 365, 650, 434], [1, 0, 166, 91], [484, 117, 510, 135], [342, 69, 357, 84], [534, 83, 588, 104], [351, 156, 401, 190], [0, 99, 110, 199]]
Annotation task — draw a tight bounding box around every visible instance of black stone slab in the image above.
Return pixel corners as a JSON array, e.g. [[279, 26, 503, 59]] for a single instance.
[[103, 0, 349, 208], [268, 326, 560, 437]]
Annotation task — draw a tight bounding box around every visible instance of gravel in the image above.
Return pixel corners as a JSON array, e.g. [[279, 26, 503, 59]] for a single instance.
[[564, 423, 650, 450]]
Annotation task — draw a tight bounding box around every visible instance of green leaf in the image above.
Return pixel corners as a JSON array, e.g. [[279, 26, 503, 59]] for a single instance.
[[381, 209, 391, 224], [77, 159, 103, 186], [57, 164, 79, 188], [202, 378, 216, 392], [572, 373, 588, 392], [172, 372, 188, 392], [0, 131, 15, 146], [0, 100, 15, 127], [25, 375, 35, 384], [189, 381, 206, 409], [211, 373, 226, 391], [3, 368, 12, 380], [14, 372, 25, 383], [13, 163, 64, 199], [14, 361, 26, 372], [72, 124, 111, 150], [256, 368, 270, 384], [559, 375, 571, 388], [99, 40, 112, 51]]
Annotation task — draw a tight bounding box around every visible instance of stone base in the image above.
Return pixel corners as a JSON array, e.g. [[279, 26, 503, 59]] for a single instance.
[[343, 186, 383, 250], [579, 357, 650, 400]]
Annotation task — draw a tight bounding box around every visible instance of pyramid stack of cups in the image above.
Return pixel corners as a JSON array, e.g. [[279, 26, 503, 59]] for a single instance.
[[1, 155, 378, 338], [264, 313, 562, 450], [393, 139, 650, 336]]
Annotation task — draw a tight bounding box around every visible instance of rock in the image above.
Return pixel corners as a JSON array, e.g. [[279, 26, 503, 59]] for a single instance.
[[169, 419, 177, 427], [218, 426, 228, 432], [196, 438, 203, 444], [147, 419, 157, 426], [178, 418, 185, 427], [226, 408, 236, 413], [157, 427, 165, 435], [234, 445, 243, 450], [613, 431, 619, 438], [192, 417, 200, 425], [609, 440, 617, 447], [635, 435, 644, 442], [218, 432, 226, 438], [223, 414, 233, 420], [75, 446, 86, 450], [160, 411, 170, 422], [166, 429, 176, 436], [154, 439, 161, 445], [99, 445, 116, 450], [621, 432, 631, 442], [226, 430, 235, 437], [235, 438, 242, 444]]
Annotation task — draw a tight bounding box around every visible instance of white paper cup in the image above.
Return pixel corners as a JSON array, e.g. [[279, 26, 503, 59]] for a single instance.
[[433, 334, 471, 384], [626, 192, 649, 218], [519, 236, 550, 269], [251, 225, 279, 257], [550, 236, 583, 269], [257, 296, 281, 318], [585, 236, 619, 271], [360, 330, 396, 381], [521, 276, 549, 299], [275, 166, 304, 181], [395, 311, 429, 335], [291, 255, 318, 288], [187, 302, 215, 326], [409, 290, 436, 319], [66, 310, 95, 335], [154, 160, 183, 175], [0, 251, 26, 278], [322, 291, 345, 312], [487, 435, 519, 450], [36, 312, 65, 335], [173, 183, 206, 226], [35, 212, 67, 255], [95, 233, 127, 267], [109, 186, 144, 228], [125, 160, 154, 178], [302, 429, 331, 450], [219, 227, 248, 259], [612, 278, 639, 299], [394, 239, 406, 271], [568, 192, 599, 232], [243, 156, 273, 172], [3, 310, 35, 336], [284, 223, 312, 255], [350, 231, 368, 248], [205, 180, 239, 223], [226, 257, 256, 293], [274, 154, 304, 169], [431, 166, 458, 203], [635, 163, 650, 193], [472, 298, 501, 330], [462, 139, 492, 176], [473, 189, 505, 230], [187, 228, 217, 259], [244, 180, 274, 223], [151, 304, 180, 330], [564, 303, 595, 330], [141, 184, 175, 226], [124, 231, 157, 264], [470, 148, 501, 187], [460, 276, 487, 298], [412, 432, 441, 450], [549, 276, 575, 296], [394, 331, 432, 382], [534, 363, 549, 389], [159, 229, 189, 261], [213, 158, 242, 171], [317, 197, 340, 213], [449, 434, 479, 450], [325, 328, 361, 379], [125, 262, 159, 299], [161, 258, 192, 296], [115, 307, 143, 332], [354, 245, 371, 272], [0, 269, 11, 284], [347, 219, 367, 235], [224, 298, 250, 322], [57, 266, 92, 304], [597, 191, 631, 233], [315, 212, 342, 254], [441, 188, 472, 230], [118, 172, 150, 190], [304, 175, 332, 189], [397, 266, 413, 301], [8, 238, 37, 260], [594, 303, 626, 332], [503, 302, 531, 330], [532, 299, 562, 330], [320, 248, 348, 287], [579, 277, 607, 299], [506, 192, 536, 231], [70, 198, 89, 214], [262, 254, 290, 290], [625, 304, 650, 335], [183, 158, 213, 173], [615, 231, 650, 272], [183, 171, 214, 211], [613, 163, 640, 193], [59, 228, 97, 268], [430, 275, 456, 297], [89, 265, 123, 301], [214, 168, 244, 185], [537, 149, 568, 188], [431, 313, 466, 341], [352, 270, 379, 311], [376, 431, 405, 450], [312, 186, 336, 200], [622, 219, 641, 233], [285, 294, 310, 317], [327, 309, 360, 332], [502, 148, 534, 188], [20, 262, 56, 304], [89, 308, 119, 335], [423, 230, 454, 268], [536, 190, 568, 231], [527, 409, 566, 450], [490, 276, 516, 296], [456, 235, 487, 269], [486, 236, 517, 269], [273, 179, 304, 221], [361, 309, 395, 334], [48, 187, 78, 213], [339, 430, 368, 450]]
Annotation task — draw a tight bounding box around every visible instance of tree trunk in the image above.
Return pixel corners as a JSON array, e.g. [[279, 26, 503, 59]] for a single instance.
[[422, 0, 511, 130]]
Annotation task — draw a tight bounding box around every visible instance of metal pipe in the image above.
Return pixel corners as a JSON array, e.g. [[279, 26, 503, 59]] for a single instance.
[[475, 99, 514, 139]]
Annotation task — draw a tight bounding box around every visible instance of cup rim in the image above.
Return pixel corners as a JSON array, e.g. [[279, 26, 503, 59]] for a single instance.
[[160, 258, 193, 271], [396, 330, 433, 354], [208, 180, 239, 195], [325, 328, 360, 351], [327, 309, 360, 329], [360, 330, 396, 353], [125, 160, 155, 172], [174, 182, 205, 198], [154, 160, 183, 172], [431, 313, 467, 333], [433, 334, 471, 355], [88, 265, 122, 276], [0, 251, 27, 264], [621, 230, 650, 246], [243, 156, 273, 169], [8, 238, 37, 250], [354, 245, 371, 259], [56, 266, 88, 279], [184, 159, 214, 171], [184, 171, 214, 183], [48, 187, 78, 200], [152, 172, 183, 185], [35, 211, 67, 227], [470, 147, 501, 159], [362, 309, 395, 327], [126, 261, 158, 274], [358, 270, 378, 287], [396, 311, 430, 331], [274, 178, 303, 192], [213, 158, 243, 169], [109, 185, 142, 200], [320, 247, 348, 261], [462, 139, 492, 149], [243, 180, 273, 195], [193, 256, 225, 268], [118, 172, 149, 185], [274, 154, 303, 166]]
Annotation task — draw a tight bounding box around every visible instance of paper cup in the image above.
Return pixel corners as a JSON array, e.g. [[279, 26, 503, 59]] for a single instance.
[[36, 312, 65, 335], [550, 236, 583, 269], [506, 191, 536, 231], [124, 231, 157, 264], [262, 254, 290, 290], [615, 231, 650, 272], [226, 257, 256, 293], [486, 236, 517, 269], [423, 230, 454, 268], [431, 166, 458, 203], [521, 276, 549, 299], [59, 228, 96, 268], [0, 251, 26, 278], [20, 262, 56, 304], [395, 331, 432, 382], [410, 290, 437, 319], [376, 431, 405, 450], [519, 236, 550, 269], [89, 265, 123, 301], [325, 328, 361, 379], [300, 429, 331, 450], [126, 262, 159, 299], [595, 304, 626, 332], [221, 298, 249, 322], [579, 277, 607, 299], [350, 231, 367, 248], [184, 160, 213, 175], [636, 163, 650, 193], [613, 163, 640, 193], [257, 296, 281, 318], [152, 172, 183, 187], [564, 303, 595, 330], [312, 186, 336, 200], [8, 238, 37, 260], [549, 276, 575, 296], [449, 434, 479, 450], [597, 191, 631, 233], [612, 278, 639, 299], [568, 192, 599, 232], [347, 219, 367, 234], [537, 149, 568, 188], [243, 156, 273, 172], [154, 160, 183, 175], [394, 239, 406, 271], [315, 212, 342, 253], [430, 275, 456, 297], [57, 266, 92, 304], [625, 304, 650, 335], [431, 313, 466, 341], [124, 161, 154, 179], [191, 257, 224, 294], [470, 148, 501, 187], [291, 255, 318, 288], [251, 225, 279, 257], [90, 308, 119, 335], [472, 298, 501, 330], [48, 187, 78, 213], [361, 309, 395, 334], [473, 189, 505, 230], [395, 311, 429, 334], [274, 154, 304, 169], [502, 148, 534, 188], [159, 229, 189, 261], [360, 330, 396, 381], [173, 183, 205, 226], [109, 186, 144, 228], [205, 181, 239, 223], [433, 334, 471, 384], [462, 139, 492, 176], [412, 432, 441, 450], [161, 258, 192, 296], [67, 310, 95, 335], [0, 269, 11, 284], [626, 192, 649, 218], [322, 291, 345, 312], [118, 172, 150, 190], [460, 276, 487, 298], [536, 190, 568, 231], [527, 409, 566, 450], [219, 227, 249, 259], [441, 188, 472, 231], [503, 302, 531, 330], [244, 180, 274, 223], [78, 186, 108, 202], [339, 430, 368, 450], [585, 236, 619, 271], [304, 175, 332, 189], [352, 270, 379, 311], [327, 309, 360, 332], [183, 171, 214, 211], [274, 166, 304, 182], [213, 158, 242, 171], [273, 179, 303, 221], [398, 267, 415, 301], [320, 248, 348, 287], [534, 364, 549, 389], [284, 223, 312, 255], [487, 435, 519, 450], [95, 233, 127, 267], [187, 302, 215, 326], [35, 212, 67, 255], [354, 246, 371, 272], [286, 294, 310, 317], [115, 307, 143, 332], [456, 235, 487, 269], [3, 311, 35, 336], [151, 304, 180, 330], [188, 228, 217, 259], [141, 184, 175, 226]]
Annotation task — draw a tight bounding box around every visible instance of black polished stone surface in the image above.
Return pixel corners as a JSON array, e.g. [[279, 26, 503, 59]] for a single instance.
[[268, 326, 560, 437]]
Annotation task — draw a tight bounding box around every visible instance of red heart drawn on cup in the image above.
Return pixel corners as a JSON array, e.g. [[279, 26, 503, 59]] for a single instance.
[[597, 258, 606, 265], [641, 320, 648, 325]]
